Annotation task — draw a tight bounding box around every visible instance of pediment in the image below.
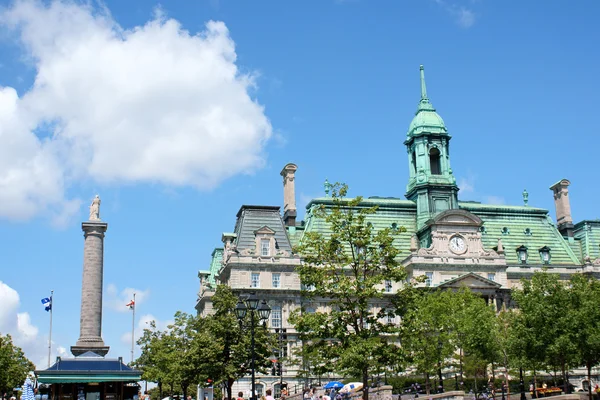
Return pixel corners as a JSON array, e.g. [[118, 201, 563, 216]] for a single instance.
[[430, 209, 482, 227], [438, 272, 501, 289], [254, 225, 276, 235]]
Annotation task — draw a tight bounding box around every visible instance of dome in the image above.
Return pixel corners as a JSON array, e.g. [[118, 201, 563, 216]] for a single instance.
[[407, 65, 448, 137], [408, 103, 447, 136]]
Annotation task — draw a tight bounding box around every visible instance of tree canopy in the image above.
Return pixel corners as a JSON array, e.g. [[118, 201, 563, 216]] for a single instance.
[[290, 183, 407, 400], [0, 334, 35, 396]]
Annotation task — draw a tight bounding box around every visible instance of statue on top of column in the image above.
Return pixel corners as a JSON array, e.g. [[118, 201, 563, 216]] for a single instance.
[[89, 195, 101, 221]]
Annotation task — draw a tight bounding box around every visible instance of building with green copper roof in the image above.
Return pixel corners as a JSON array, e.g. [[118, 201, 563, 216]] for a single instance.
[[195, 65, 600, 396]]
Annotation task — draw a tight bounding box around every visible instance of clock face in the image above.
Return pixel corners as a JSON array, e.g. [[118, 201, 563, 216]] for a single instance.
[[449, 235, 467, 254]]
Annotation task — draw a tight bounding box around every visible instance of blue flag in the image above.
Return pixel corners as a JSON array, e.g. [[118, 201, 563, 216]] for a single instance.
[[41, 297, 52, 312]]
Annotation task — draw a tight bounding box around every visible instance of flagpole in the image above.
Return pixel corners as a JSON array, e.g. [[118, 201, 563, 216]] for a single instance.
[[48, 290, 53, 368], [131, 292, 136, 364]]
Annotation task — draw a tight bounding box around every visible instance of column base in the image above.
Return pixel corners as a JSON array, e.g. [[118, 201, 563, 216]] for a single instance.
[[71, 339, 110, 357]]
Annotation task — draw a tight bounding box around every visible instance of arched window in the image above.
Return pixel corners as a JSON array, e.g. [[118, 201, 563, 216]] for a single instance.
[[411, 151, 417, 174], [429, 147, 441, 175]]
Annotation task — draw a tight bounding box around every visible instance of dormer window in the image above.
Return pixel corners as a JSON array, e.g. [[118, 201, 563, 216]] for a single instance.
[[524, 228, 532, 236], [429, 147, 441, 175], [516, 245, 528, 264], [502, 227, 510, 235], [261, 239, 270, 256], [254, 225, 275, 257], [539, 246, 551, 264]]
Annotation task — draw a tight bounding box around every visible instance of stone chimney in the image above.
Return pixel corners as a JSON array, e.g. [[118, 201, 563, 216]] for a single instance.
[[549, 179, 574, 237], [280, 163, 298, 227]]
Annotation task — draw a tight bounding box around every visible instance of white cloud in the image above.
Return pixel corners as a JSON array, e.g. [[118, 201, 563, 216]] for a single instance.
[[455, 7, 475, 28], [458, 177, 475, 194], [0, 281, 66, 369], [0, 0, 272, 222], [106, 284, 150, 313], [434, 0, 477, 28]]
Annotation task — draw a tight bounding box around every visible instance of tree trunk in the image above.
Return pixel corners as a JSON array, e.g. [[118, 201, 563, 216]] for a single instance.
[[562, 363, 568, 395], [588, 363, 593, 400], [362, 367, 369, 400], [426, 373, 430, 396], [182, 384, 188, 400], [159, 382, 163, 400], [227, 378, 234, 400], [533, 371, 537, 399]]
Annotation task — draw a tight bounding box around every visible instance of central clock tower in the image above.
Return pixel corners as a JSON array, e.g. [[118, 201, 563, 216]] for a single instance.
[[405, 66, 459, 229]]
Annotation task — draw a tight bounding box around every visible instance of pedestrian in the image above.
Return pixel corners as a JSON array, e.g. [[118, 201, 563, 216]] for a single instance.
[[265, 390, 274, 400], [237, 392, 244, 400]]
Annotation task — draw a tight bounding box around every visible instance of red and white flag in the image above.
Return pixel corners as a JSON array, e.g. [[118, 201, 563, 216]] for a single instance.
[[126, 300, 135, 310]]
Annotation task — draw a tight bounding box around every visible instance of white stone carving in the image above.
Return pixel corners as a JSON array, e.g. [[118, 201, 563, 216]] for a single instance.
[[89, 195, 101, 221]]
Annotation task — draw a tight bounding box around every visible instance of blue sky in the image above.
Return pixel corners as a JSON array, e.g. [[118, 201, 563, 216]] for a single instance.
[[0, 0, 598, 367]]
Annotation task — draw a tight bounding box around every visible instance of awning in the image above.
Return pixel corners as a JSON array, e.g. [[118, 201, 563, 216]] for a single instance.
[[36, 374, 141, 384]]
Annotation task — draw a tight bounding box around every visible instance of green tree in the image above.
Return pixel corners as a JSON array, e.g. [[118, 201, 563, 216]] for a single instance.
[[203, 285, 275, 400], [451, 288, 498, 389], [511, 271, 575, 394], [401, 289, 455, 395], [0, 334, 35, 396], [289, 183, 407, 400], [136, 322, 174, 399], [168, 312, 219, 398], [569, 273, 600, 400]]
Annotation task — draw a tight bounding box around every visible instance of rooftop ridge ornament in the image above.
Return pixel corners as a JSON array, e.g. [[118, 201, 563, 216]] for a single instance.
[[324, 179, 332, 198], [522, 189, 529, 206]]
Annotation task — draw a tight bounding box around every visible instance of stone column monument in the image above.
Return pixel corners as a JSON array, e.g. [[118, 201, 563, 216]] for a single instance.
[[71, 195, 110, 357]]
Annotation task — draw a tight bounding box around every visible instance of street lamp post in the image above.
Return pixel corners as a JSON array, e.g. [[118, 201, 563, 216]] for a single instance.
[[236, 294, 271, 400], [519, 367, 527, 400]]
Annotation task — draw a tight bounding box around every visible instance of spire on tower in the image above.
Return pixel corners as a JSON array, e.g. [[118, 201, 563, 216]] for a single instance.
[[420, 65, 428, 100]]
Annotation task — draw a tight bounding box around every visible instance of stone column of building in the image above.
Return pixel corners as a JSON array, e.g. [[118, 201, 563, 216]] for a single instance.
[[71, 196, 110, 356]]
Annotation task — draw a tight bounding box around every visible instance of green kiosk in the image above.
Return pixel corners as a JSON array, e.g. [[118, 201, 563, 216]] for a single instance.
[[35, 352, 142, 400]]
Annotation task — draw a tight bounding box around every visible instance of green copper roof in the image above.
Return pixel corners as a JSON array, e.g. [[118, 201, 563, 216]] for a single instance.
[[297, 197, 583, 267], [459, 202, 582, 265], [408, 65, 448, 137], [574, 220, 600, 260], [207, 248, 223, 286], [302, 197, 417, 257]]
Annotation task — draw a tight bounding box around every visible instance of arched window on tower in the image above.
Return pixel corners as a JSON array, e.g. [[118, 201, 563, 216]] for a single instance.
[[411, 151, 417, 175], [429, 147, 441, 175]]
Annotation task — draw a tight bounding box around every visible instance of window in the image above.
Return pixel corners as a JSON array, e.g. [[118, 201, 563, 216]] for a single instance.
[[261, 239, 270, 256], [429, 148, 441, 175], [411, 151, 417, 174], [488, 273, 496, 282], [386, 314, 395, 325], [271, 305, 281, 328], [425, 272, 433, 287], [384, 280, 392, 293], [502, 227, 510, 235], [272, 273, 281, 288], [251, 272, 260, 288]]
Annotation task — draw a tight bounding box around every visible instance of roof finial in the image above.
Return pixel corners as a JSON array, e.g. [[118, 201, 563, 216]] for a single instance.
[[522, 189, 529, 206], [420, 65, 428, 100], [324, 179, 331, 198]]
